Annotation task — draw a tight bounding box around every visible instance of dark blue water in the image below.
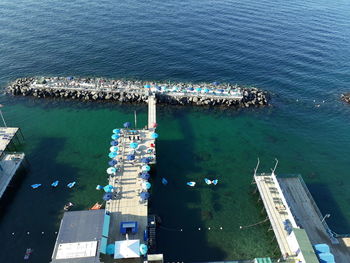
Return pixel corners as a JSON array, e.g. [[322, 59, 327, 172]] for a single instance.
[[1, 0, 350, 262]]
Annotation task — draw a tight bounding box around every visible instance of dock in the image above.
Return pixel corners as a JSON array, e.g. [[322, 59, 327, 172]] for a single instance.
[[254, 172, 297, 258], [254, 161, 350, 263], [278, 175, 350, 263], [0, 127, 25, 199]]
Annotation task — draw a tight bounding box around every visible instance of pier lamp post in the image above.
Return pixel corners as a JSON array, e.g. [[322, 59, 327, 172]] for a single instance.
[[0, 104, 7, 127], [321, 213, 331, 223]]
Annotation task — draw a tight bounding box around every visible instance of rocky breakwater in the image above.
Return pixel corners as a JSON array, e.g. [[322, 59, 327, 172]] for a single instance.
[[341, 93, 350, 104], [6, 77, 269, 108]]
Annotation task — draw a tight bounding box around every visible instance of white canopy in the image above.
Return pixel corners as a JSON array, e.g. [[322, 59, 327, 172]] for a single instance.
[[114, 239, 140, 259]]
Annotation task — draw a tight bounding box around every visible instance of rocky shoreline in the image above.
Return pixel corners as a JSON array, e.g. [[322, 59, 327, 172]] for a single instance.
[[6, 77, 269, 108], [341, 93, 350, 104]]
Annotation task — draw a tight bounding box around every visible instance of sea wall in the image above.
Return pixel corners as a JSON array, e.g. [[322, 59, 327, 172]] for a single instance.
[[6, 77, 269, 108]]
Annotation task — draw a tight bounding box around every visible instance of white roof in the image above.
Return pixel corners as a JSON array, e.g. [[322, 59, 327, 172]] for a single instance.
[[114, 239, 140, 259], [55, 241, 97, 259]]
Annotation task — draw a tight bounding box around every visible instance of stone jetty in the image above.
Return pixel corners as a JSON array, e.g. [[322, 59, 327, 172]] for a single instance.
[[6, 77, 269, 108], [341, 93, 350, 104]]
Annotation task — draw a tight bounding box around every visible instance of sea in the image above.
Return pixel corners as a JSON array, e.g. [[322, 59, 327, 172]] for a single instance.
[[0, 0, 350, 262]]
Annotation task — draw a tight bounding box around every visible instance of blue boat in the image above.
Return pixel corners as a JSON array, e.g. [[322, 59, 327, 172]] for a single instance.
[[31, 184, 41, 189], [51, 180, 59, 187], [187, 182, 196, 187], [212, 179, 218, 185], [67, 182, 76, 188], [204, 178, 212, 185], [162, 178, 168, 185]]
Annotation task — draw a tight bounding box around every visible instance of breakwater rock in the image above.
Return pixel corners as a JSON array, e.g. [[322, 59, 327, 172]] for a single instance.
[[341, 93, 350, 104], [6, 77, 269, 108]]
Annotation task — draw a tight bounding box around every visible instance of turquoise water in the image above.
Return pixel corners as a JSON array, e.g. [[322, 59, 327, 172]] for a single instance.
[[1, 0, 350, 262]]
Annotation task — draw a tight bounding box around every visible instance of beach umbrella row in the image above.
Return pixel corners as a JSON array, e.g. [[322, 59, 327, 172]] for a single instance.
[[127, 154, 135, 161], [113, 129, 121, 134], [111, 134, 120, 140], [110, 146, 119, 152], [103, 185, 114, 193], [107, 167, 116, 174], [142, 165, 150, 172], [142, 181, 151, 190]]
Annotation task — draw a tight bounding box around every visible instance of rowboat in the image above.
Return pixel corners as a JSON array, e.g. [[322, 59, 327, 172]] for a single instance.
[[90, 202, 102, 210]]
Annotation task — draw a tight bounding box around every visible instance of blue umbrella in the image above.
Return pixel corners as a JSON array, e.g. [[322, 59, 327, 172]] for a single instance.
[[142, 165, 151, 172], [195, 87, 202, 92], [130, 142, 138, 149], [140, 172, 150, 180], [123, 122, 131, 128], [67, 76, 74, 80], [110, 146, 119, 152], [103, 193, 113, 201], [204, 88, 210, 93], [108, 159, 117, 166], [141, 157, 150, 164], [142, 181, 151, 190], [111, 134, 120, 140], [106, 244, 115, 255], [140, 192, 150, 200], [218, 89, 224, 93], [151, 133, 158, 139], [127, 154, 135, 161], [188, 87, 194, 91], [113, 129, 121, 134], [107, 167, 117, 174], [110, 140, 118, 146], [140, 244, 148, 255], [212, 81, 219, 85], [155, 86, 161, 91], [109, 152, 118, 158], [104, 185, 114, 193], [144, 84, 151, 88]]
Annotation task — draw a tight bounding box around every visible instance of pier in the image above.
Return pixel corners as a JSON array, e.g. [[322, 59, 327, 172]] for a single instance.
[[7, 77, 268, 108], [0, 127, 25, 199], [51, 95, 159, 263], [254, 161, 350, 263]]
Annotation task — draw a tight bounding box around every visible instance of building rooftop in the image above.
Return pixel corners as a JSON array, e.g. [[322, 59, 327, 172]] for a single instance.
[[51, 209, 105, 263]]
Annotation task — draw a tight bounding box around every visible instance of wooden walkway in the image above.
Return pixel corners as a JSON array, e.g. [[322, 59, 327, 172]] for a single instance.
[[278, 176, 350, 263], [105, 96, 157, 260], [254, 173, 298, 258]]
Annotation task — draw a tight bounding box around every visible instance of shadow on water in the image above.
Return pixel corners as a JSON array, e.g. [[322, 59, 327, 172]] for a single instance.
[[308, 183, 350, 234], [0, 137, 79, 263], [150, 107, 227, 262]]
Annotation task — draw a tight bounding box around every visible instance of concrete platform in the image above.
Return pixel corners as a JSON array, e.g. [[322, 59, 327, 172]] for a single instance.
[[278, 175, 350, 263]]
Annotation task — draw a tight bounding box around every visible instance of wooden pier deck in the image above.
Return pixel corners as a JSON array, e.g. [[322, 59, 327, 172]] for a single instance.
[[278, 175, 350, 263], [254, 173, 298, 258], [104, 96, 157, 261]]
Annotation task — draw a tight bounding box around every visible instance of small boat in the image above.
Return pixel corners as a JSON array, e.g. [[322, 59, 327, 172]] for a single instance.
[[90, 202, 102, 210], [31, 184, 41, 189], [187, 182, 196, 187], [67, 182, 76, 188], [24, 248, 33, 260], [51, 180, 59, 187], [204, 178, 212, 185], [162, 178, 168, 185], [212, 179, 218, 185], [64, 202, 74, 211], [96, 185, 103, 190]]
